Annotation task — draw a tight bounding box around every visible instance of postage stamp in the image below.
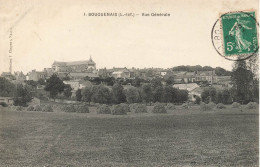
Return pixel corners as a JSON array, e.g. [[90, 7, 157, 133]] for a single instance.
[[212, 11, 259, 61]]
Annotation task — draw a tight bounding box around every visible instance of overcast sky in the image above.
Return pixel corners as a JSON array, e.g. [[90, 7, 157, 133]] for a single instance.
[[0, 0, 258, 73]]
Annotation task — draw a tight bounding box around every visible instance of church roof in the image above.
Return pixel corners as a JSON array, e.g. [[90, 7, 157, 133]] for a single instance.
[[52, 57, 96, 66]]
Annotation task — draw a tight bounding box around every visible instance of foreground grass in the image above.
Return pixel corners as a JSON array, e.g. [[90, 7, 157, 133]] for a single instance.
[[0, 107, 258, 167]]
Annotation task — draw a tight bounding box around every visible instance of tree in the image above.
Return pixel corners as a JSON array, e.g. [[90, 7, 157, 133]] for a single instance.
[[222, 89, 232, 104], [195, 96, 201, 104], [111, 83, 126, 104], [131, 77, 141, 87], [13, 84, 32, 106], [75, 89, 82, 101], [141, 83, 153, 105], [231, 61, 255, 103], [126, 87, 141, 103], [216, 91, 223, 104], [153, 86, 164, 102], [24, 80, 38, 88], [82, 86, 92, 104], [38, 78, 46, 85], [201, 87, 217, 103], [63, 84, 72, 98], [163, 85, 174, 103], [177, 90, 189, 103], [165, 76, 175, 85], [91, 85, 111, 104], [0, 77, 16, 97], [44, 74, 65, 100]]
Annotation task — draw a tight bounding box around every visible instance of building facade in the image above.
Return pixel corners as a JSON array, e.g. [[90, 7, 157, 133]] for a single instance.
[[52, 57, 96, 73]]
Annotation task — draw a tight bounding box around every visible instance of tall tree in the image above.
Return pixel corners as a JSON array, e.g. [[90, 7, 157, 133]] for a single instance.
[[141, 83, 153, 105], [13, 84, 32, 106], [111, 83, 126, 104], [125, 87, 141, 103], [82, 86, 93, 104], [231, 61, 255, 103], [0, 77, 16, 97], [63, 84, 72, 98], [75, 89, 82, 101]]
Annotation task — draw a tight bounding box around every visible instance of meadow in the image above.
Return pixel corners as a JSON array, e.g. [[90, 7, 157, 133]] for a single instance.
[[0, 106, 258, 167]]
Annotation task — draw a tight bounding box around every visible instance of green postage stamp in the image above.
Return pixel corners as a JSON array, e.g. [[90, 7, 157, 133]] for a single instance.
[[221, 11, 258, 57]]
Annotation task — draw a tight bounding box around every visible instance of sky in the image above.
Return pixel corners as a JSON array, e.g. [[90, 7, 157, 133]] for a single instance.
[[0, 0, 258, 74]]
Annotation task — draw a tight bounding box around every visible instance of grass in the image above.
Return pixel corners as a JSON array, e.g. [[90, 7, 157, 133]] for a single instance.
[[0, 106, 258, 167]]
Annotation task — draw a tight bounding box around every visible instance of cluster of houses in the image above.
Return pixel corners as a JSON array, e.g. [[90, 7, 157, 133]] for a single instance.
[[1, 57, 232, 102]]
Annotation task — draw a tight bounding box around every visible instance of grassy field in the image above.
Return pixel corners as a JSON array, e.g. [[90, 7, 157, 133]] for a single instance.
[[0, 106, 258, 167]]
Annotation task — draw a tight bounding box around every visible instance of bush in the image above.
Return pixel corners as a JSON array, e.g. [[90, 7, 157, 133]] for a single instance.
[[129, 103, 139, 112], [231, 102, 241, 108], [111, 105, 127, 115], [181, 103, 189, 109], [27, 105, 34, 111], [34, 105, 42, 111], [195, 96, 201, 104], [62, 104, 76, 112], [0, 102, 8, 107], [42, 105, 53, 112], [97, 104, 111, 114], [120, 103, 131, 112], [166, 103, 175, 110], [200, 102, 212, 111], [75, 104, 89, 113], [216, 103, 226, 109], [207, 102, 216, 109], [152, 103, 167, 113], [245, 102, 258, 109], [15, 106, 23, 111], [135, 104, 147, 113]]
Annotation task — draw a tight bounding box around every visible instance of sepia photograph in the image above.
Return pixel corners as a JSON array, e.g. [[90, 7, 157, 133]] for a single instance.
[[0, 0, 259, 166]]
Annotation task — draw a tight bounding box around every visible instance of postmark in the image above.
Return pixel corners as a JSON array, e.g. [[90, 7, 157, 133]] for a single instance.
[[212, 11, 259, 61]]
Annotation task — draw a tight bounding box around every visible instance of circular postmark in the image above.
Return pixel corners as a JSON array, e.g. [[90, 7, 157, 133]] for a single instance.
[[211, 11, 259, 61]]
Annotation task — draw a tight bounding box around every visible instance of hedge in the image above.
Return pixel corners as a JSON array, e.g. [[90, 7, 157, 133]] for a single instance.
[[111, 105, 127, 115], [97, 104, 111, 114], [135, 104, 147, 113]]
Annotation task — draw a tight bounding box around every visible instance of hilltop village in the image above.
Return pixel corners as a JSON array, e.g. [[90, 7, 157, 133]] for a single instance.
[[0, 57, 232, 103]]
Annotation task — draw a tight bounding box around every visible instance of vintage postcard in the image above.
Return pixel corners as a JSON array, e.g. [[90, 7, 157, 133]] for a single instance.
[[0, 0, 259, 166]]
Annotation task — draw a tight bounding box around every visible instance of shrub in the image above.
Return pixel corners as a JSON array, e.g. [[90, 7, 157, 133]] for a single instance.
[[200, 102, 212, 111], [181, 103, 189, 109], [75, 104, 89, 113], [27, 105, 34, 111], [216, 103, 226, 109], [97, 104, 111, 114], [129, 103, 139, 112], [195, 96, 201, 104], [135, 104, 147, 113], [246, 102, 258, 109], [42, 105, 53, 112], [231, 102, 241, 108], [120, 103, 131, 112], [111, 105, 127, 115], [152, 103, 167, 113], [207, 102, 216, 109], [34, 105, 42, 111], [166, 103, 175, 110], [0, 102, 8, 107], [62, 104, 76, 112], [15, 106, 23, 111]]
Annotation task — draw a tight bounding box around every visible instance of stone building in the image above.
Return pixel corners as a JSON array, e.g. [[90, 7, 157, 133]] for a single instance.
[[52, 57, 96, 73]]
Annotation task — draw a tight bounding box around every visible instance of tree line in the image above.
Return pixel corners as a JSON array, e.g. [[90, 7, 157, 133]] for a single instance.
[[75, 82, 188, 105]]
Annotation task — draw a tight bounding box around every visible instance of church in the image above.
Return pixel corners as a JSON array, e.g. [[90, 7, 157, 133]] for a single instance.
[[52, 57, 96, 73]]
